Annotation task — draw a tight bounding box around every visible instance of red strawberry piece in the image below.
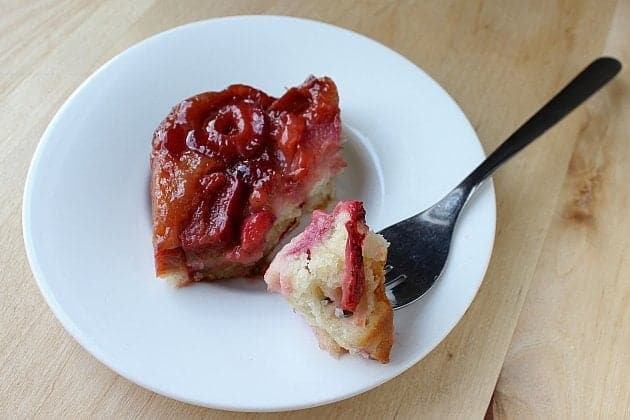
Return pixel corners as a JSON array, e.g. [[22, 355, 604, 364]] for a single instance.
[[180, 174, 247, 249], [339, 201, 367, 312], [240, 211, 276, 252]]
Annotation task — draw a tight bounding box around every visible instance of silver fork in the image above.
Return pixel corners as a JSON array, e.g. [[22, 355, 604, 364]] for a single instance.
[[382, 57, 621, 310]]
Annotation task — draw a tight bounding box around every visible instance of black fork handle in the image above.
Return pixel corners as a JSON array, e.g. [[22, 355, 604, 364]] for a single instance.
[[461, 57, 621, 191]]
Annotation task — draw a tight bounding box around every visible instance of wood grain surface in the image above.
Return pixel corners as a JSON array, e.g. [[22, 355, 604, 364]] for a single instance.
[[1, 1, 628, 418]]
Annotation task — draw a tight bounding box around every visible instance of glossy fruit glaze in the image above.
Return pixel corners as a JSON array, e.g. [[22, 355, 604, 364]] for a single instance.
[[151, 77, 344, 281]]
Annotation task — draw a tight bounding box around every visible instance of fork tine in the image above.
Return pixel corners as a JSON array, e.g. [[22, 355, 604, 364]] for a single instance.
[[386, 273, 407, 288], [387, 271, 440, 309], [384, 268, 404, 286]]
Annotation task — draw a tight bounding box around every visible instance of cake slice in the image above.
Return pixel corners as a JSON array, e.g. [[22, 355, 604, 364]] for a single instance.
[[150, 77, 345, 285], [264, 201, 394, 363]]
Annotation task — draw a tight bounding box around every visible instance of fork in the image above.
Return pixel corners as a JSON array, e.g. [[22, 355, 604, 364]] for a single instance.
[[382, 57, 621, 310]]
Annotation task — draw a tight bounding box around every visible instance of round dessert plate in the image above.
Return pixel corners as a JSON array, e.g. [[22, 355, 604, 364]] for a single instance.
[[23, 16, 495, 412]]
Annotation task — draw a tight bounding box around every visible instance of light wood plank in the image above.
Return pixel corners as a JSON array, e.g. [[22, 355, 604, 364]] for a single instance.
[[491, 1, 630, 418]]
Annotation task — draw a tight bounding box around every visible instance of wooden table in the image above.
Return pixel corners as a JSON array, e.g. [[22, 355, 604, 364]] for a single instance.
[[1, 1, 628, 418]]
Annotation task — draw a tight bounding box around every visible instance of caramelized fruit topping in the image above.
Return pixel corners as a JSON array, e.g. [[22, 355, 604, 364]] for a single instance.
[[151, 77, 341, 277]]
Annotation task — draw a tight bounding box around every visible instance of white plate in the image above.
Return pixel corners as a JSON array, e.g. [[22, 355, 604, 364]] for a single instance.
[[23, 16, 495, 412]]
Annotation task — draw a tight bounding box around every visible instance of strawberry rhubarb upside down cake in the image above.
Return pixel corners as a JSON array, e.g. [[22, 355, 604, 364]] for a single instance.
[[151, 77, 345, 286], [150, 76, 394, 362]]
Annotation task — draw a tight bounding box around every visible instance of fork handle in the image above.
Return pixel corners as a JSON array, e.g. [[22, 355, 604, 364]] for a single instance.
[[460, 57, 621, 193]]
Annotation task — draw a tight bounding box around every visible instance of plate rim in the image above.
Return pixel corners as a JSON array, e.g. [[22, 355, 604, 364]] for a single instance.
[[22, 15, 496, 412]]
